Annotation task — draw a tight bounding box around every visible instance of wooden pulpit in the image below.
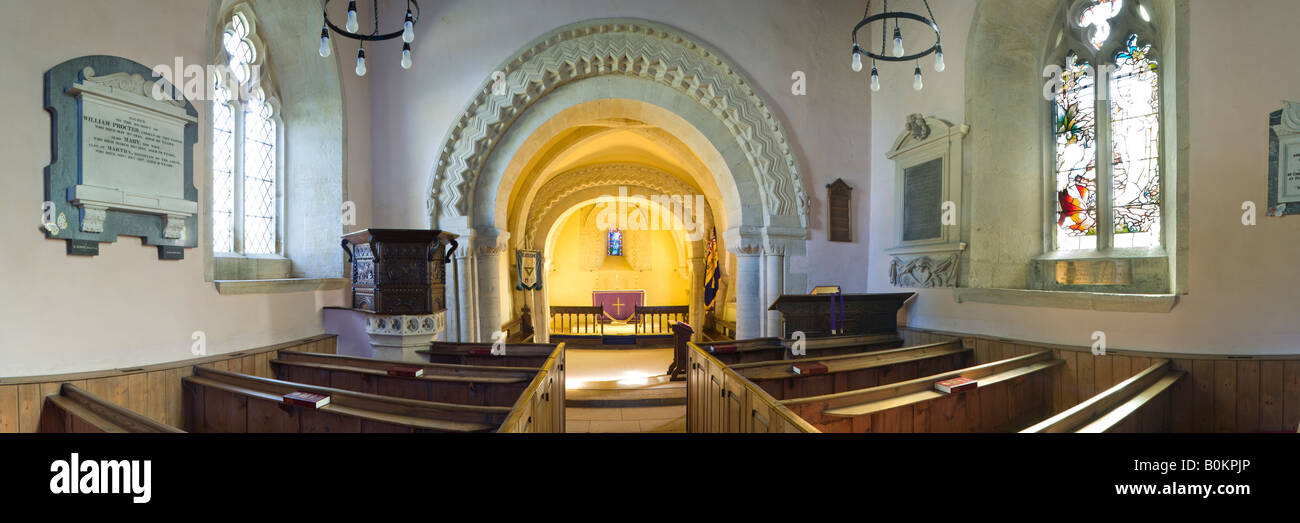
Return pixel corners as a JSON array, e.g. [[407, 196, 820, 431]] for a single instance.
[[768, 292, 915, 338], [341, 228, 458, 314]]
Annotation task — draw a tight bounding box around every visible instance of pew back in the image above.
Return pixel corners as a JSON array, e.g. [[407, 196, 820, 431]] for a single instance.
[[701, 333, 904, 366], [1023, 359, 1185, 433], [782, 351, 1063, 433], [732, 340, 973, 401], [40, 383, 184, 433], [183, 367, 510, 433], [270, 351, 536, 407], [419, 342, 558, 367]]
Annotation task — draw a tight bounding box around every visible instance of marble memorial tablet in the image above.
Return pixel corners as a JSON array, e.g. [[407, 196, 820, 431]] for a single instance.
[[902, 158, 943, 242]]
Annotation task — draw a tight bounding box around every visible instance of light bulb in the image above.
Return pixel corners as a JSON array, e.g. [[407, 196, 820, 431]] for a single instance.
[[318, 27, 330, 58], [356, 48, 367, 76], [346, 1, 359, 33], [402, 21, 414, 43], [851, 51, 862, 72], [870, 65, 880, 92], [401, 43, 412, 70], [893, 27, 904, 57], [934, 46, 945, 72], [913, 66, 923, 91]]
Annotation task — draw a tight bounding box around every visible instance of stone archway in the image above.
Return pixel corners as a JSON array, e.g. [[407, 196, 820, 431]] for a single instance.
[[430, 19, 810, 342]]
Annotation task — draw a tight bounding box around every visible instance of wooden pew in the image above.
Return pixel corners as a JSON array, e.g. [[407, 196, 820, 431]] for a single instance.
[[498, 343, 566, 433], [40, 383, 183, 433], [418, 341, 558, 367], [1022, 359, 1185, 433], [701, 333, 904, 366], [686, 342, 819, 433], [782, 351, 1063, 433], [270, 351, 536, 407], [183, 367, 510, 433], [731, 340, 973, 401]]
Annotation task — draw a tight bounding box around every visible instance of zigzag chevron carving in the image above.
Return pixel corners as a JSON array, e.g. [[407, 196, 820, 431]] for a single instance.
[[428, 19, 808, 226], [523, 163, 715, 247]]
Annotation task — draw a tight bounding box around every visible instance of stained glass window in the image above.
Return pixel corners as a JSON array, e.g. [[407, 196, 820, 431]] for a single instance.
[[1078, 0, 1123, 50], [1109, 34, 1160, 248], [1052, 0, 1161, 253], [607, 228, 623, 256], [212, 10, 279, 255], [1054, 52, 1098, 251]]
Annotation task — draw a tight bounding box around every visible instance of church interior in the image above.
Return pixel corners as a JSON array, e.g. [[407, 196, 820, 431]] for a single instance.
[[4, 0, 1300, 447]]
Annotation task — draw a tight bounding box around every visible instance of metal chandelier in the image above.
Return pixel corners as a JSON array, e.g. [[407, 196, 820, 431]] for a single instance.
[[319, 0, 420, 76], [850, 0, 943, 91]]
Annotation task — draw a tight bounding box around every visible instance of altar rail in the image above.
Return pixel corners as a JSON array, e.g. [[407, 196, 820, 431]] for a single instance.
[[0, 334, 336, 433], [633, 305, 688, 335], [549, 306, 605, 335]]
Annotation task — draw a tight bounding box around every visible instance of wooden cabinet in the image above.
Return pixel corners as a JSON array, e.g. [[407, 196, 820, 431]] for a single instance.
[[341, 229, 458, 315]]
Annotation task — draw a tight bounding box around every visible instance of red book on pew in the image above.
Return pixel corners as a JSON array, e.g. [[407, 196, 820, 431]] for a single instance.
[[468, 348, 493, 356], [935, 377, 976, 394], [708, 345, 738, 354], [791, 362, 828, 375], [386, 366, 425, 378], [282, 391, 330, 409]]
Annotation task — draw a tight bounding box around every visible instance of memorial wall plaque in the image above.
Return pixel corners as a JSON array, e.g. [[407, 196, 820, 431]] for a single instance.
[[42, 55, 199, 258], [1269, 103, 1300, 216], [826, 178, 853, 242], [901, 158, 943, 242]]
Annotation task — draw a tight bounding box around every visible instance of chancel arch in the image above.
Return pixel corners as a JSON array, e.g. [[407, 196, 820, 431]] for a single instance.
[[432, 19, 812, 343]]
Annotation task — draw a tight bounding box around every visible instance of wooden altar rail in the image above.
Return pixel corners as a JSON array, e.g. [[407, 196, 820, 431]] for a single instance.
[[900, 326, 1300, 433], [549, 306, 605, 335], [0, 334, 336, 433], [686, 342, 818, 433], [499, 344, 566, 433], [633, 305, 689, 334]]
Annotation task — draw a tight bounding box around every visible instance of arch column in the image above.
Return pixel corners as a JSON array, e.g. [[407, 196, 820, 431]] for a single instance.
[[763, 238, 786, 338], [473, 227, 510, 342], [726, 227, 764, 340], [688, 254, 705, 342]]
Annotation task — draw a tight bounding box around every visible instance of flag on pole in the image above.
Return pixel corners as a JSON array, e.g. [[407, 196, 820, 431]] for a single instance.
[[703, 228, 721, 309]]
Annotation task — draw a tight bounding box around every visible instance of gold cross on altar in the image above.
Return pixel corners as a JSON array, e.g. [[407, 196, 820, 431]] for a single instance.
[[611, 298, 625, 316]]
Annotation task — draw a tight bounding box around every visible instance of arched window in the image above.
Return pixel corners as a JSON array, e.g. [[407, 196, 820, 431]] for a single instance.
[[212, 7, 282, 256], [1050, 0, 1160, 252], [607, 228, 624, 256]]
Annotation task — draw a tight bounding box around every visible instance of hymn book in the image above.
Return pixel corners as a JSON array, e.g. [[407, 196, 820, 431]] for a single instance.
[[386, 366, 425, 378], [935, 377, 976, 394], [282, 392, 331, 409], [791, 362, 829, 375]]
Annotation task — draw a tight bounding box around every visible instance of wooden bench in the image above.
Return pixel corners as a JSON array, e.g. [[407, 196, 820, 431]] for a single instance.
[[781, 351, 1064, 433], [686, 342, 819, 433], [40, 383, 183, 433], [731, 340, 973, 401], [701, 333, 904, 366], [183, 367, 510, 433], [418, 342, 558, 367], [1022, 359, 1185, 433], [270, 351, 536, 407]]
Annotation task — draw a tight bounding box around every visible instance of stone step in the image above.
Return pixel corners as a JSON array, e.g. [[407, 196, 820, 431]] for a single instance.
[[565, 382, 686, 408]]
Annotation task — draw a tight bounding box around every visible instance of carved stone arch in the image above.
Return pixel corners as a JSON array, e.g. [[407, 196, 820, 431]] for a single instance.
[[427, 18, 810, 229], [522, 163, 715, 249]]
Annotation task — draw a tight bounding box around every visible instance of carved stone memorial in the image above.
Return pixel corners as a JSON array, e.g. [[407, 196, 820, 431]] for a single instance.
[[42, 56, 199, 258], [885, 114, 968, 288], [1267, 102, 1300, 217]]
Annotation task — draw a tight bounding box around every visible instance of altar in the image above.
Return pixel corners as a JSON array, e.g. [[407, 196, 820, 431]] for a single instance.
[[592, 290, 644, 323]]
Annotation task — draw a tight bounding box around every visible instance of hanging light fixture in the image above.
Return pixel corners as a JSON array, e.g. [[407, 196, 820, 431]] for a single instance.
[[850, 0, 943, 92], [320, 0, 420, 76]]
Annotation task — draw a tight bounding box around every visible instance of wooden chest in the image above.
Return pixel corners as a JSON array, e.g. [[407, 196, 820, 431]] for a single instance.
[[341, 229, 458, 315]]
